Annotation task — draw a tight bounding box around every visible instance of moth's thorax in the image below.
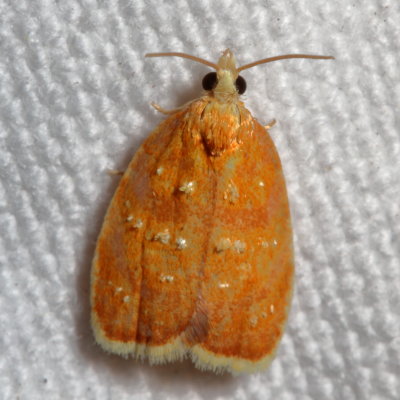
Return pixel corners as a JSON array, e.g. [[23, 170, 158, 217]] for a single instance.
[[187, 98, 254, 157]]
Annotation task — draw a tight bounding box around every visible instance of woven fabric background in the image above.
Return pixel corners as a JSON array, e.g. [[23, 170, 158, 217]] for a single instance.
[[1, 1, 399, 399]]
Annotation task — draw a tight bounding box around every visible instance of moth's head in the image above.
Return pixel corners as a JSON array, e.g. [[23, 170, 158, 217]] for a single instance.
[[145, 50, 333, 103], [202, 49, 246, 102]]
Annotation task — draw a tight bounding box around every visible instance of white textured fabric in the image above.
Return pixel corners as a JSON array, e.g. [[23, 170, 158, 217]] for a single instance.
[[1, 1, 399, 399]]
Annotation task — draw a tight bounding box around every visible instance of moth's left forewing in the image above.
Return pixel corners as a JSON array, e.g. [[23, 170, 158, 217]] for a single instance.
[[189, 112, 294, 374]]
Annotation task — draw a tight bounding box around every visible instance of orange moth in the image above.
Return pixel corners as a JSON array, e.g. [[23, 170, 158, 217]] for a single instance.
[[91, 49, 333, 374]]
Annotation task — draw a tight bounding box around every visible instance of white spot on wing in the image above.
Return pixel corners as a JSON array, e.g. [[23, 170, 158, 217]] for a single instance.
[[154, 229, 170, 244], [179, 181, 195, 194], [160, 274, 174, 283], [234, 240, 246, 253], [270, 304, 275, 314], [176, 237, 187, 249], [126, 216, 143, 229], [250, 316, 258, 327], [216, 237, 232, 252], [223, 180, 239, 203], [156, 166, 164, 175], [133, 219, 143, 229]]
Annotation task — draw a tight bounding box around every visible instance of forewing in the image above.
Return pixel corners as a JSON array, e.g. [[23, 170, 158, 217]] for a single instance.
[[91, 110, 211, 360], [189, 119, 294, 373]]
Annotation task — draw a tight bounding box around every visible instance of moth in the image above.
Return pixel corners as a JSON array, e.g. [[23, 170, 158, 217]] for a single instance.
[[91, 49, 333, 374]]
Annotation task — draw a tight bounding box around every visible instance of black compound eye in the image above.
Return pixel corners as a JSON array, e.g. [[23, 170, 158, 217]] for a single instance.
[[235, 75, 246, 94], [202, 72, 218, 91]]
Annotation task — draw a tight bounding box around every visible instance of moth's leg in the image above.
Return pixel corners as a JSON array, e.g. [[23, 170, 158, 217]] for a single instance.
[[264, 119, 277, 130], [107, 169, 124, 176], [151, 102, 182, 115], [151, 98, 197, 115]]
